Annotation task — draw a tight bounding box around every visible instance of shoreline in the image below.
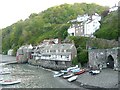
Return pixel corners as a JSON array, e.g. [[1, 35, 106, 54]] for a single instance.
[[27, 62, 119, 89], [2, 54, 118, 89]]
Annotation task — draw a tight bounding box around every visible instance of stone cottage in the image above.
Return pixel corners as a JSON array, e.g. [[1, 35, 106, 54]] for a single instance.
[[30, 43, 77, 70], [16, 44, 33, 63]]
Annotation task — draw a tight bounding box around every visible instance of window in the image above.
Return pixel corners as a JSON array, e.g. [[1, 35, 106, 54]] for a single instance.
[[61, 49, 64, 52], [72, 33, 74, 36], [55, 61, 58, 65], [50, 50, 56, 52], [66, 49, 71, 52]]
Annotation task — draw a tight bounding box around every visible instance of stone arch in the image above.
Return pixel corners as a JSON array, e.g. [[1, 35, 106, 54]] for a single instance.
[[106, 55, 114, 69]]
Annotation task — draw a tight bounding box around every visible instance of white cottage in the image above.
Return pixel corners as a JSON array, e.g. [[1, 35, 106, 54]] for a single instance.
[[40, 44, 77, 61], [31, 43, 77, 67], [68, 13, 101, 37]]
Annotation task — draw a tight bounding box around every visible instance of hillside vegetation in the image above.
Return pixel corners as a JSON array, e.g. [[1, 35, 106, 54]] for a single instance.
[[1, 3, 108, 55], [94, 10, 118, 40]]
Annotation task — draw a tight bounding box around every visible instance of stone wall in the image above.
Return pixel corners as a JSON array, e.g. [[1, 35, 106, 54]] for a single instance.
[[88, 48, 119, 70], [28, 59, 71, 70]]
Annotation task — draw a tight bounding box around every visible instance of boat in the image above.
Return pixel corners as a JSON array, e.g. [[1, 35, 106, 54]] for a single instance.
[[0, 79, 21, 85], [0, 63, 7, 66], [60, 70, 68, 73], [63, 73, 74, 79], [0, 71, 11, 75], [89, 70, 101, 75], [70, 68, 80, 73], [53, 71, 59, 74], [67, 65, 78, 72], [53, 72, 64, 77], [68, 75, 78, 82], [74, 69, 85, 75]]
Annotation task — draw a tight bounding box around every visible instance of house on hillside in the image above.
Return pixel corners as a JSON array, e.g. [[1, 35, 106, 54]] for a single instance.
[[109, 5, 118, 13], [67, 13, 101, 37]]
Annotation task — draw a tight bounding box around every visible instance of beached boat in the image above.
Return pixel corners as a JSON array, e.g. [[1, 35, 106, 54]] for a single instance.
[[89, 70, 101, 75], [0, 63, 7, 66], [53, 72, 64, 77], [63, 73, 74, 79], [0, 71, 11, 75], [0, 79, 21, 85], [68, 75, 78, 82], [74, 69, 85, 75], [53, 71, 59, 74], [70, 68, 80, 73], [60, 70, 68, 73], [67, 65, 78, 72]]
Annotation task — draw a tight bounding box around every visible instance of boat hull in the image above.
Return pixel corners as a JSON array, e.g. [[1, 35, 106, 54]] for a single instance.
[[0, 80, 21, 85]]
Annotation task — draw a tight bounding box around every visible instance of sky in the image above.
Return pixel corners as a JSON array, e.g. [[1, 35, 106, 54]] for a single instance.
[[0, 0, 119, 29]]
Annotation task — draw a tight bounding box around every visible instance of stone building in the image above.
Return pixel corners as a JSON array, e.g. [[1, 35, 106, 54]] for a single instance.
[[16, 44, 33, 63], [88, 47, 119, 70], [29, 42, 77, 70]]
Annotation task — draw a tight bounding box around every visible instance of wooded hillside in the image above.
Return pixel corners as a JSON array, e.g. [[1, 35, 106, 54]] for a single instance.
[[1, 3, 109, 54]]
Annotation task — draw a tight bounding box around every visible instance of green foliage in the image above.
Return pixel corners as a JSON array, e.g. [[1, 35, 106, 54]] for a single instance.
[[77, 50, 88, 64], [69, 36, 89, 64], [94, 11, 118, 40], [2, 3, 108, 55], [68, 36, 89, 50], [72, 56, 78, 65]]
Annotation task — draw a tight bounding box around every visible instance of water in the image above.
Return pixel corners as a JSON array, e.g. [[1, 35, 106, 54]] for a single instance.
[[0, 54, 80, 88]]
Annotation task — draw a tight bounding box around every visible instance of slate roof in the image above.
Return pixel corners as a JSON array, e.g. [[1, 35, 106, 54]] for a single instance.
[[42, 44, 74, 51]]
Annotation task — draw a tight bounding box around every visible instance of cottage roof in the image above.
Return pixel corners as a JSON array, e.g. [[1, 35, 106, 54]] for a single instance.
[[42, 44, 74, 51]]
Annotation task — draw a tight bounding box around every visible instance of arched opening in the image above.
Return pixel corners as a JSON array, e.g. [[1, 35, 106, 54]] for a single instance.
[[106, 55, 114, 69]]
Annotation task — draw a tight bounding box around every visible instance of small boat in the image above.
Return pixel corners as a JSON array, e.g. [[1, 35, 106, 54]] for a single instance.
[[70, 68, 80, 73], [53, 71, 59, 74], [68, 75, 78, 82], [53, 72, 64, 77], [0, 79, 21, 85], [74, 69, 85, 75], [60, 70, 68, 73], [0, 63, 7, 66], [89, 70, 101, 75], [67, 65, 78, 72], [63, 73, 74, 79], [0, 71, 11, 75]]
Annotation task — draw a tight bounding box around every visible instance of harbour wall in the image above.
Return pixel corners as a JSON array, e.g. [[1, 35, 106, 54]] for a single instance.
[[28, 59, 71, 70]]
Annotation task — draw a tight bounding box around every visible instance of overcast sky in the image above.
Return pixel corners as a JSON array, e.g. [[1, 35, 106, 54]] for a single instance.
[[0, 0, 119, 29]]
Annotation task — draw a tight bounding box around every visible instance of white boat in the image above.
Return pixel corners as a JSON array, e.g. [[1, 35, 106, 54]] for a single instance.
[[0, 79, 21, 85], [0, 71, 11, 75], [53, 71, 59, 74], [68, 75, 78, 82], [70, 68, 80, 73], [67, 65, 78, 72], [89, 70, 101, 75], [53, 72, 64, 77], [63, 73, 74, 79], [60, 70, 68, 73], [0, 63, 7, 66]]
